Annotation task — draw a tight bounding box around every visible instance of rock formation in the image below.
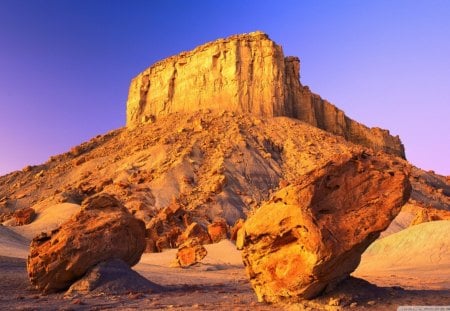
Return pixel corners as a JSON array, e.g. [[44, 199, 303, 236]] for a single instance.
[[239, 152, 411, 302], [207, 218, 228, 243], [176, 238, 208, 267], [27, 194, 146, 293], [177, 222, 211, 246], [126, 32, 405, 158], [12, 207, 35, 226]]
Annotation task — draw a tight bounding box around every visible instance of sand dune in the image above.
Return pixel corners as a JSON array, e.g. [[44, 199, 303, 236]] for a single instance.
[[354, 220, 450, 289]]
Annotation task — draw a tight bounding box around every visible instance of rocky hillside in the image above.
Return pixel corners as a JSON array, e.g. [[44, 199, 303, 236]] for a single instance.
[[127, 31, 404, 157], [0, 111, 368, 228], [1, 32, 448, 253]]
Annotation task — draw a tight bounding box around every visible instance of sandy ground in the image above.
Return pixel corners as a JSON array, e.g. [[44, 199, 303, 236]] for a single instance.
[[1, 211, 450, 310], [354, 220, 450, 290]]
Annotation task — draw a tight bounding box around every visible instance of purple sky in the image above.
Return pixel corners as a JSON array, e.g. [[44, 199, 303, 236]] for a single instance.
[[0, 1, 449, 176]]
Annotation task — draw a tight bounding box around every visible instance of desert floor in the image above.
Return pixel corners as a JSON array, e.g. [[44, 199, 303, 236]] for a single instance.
[[1, 230, 450, 311]]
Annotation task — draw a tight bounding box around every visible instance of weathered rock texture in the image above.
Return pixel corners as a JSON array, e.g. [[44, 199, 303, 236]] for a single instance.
[[240, 152, 411, 302], [12, 207, 35, 226], [177, 222, 211, 246], [127, 31, 405, 157], [27, 194, 146, 293], [176, 238, 208, 267], [207, 218, 228, 243]]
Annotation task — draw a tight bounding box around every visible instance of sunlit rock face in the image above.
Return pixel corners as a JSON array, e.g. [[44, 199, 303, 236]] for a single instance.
[[126, 31, 405, 158], [239, 152, 412, 302], [126, 32, 287, 123]]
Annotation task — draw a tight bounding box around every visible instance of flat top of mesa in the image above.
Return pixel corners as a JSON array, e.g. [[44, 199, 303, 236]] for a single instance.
[[126, 31, 405, 158]]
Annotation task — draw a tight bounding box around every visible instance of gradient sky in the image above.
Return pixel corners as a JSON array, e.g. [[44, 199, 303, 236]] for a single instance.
[[1, 0, 449, 176]]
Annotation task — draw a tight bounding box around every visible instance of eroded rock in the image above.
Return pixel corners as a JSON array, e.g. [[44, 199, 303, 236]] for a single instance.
[[176, 238, 207, 267], [177, 222, 211, 245], [207, 218, 228, 243], [240, 152, 411, 302], [127, 32, 405, 158], [27, 193, 146, 293]]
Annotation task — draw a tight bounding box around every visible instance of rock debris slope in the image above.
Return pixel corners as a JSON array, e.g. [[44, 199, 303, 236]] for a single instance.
[[2, 112, 379, 251]]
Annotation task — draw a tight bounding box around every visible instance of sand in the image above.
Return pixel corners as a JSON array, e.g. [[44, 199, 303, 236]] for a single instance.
[[8, 203, 81, 240], [354, 220, 450, 290]]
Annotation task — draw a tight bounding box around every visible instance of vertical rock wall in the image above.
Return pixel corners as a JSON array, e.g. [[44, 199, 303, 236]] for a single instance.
[[126, 32, 405, 158], [127, 32, 288, 125]]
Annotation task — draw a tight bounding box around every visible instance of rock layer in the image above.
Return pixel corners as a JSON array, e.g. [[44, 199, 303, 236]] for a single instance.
[[27, 194, 146, 293], [126, 32, 405, 158], [240, 152, 411, 302]]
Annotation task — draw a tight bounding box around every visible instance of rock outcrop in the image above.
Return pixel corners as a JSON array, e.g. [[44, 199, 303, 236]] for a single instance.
[[27, 194, 146, 293], [239, 152, 411, 302], [126, 32, 405, 158], [177, 222, 211, 246]]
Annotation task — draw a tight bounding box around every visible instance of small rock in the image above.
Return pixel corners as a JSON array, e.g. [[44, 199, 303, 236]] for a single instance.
[[328, 297, 341, 306], [176, 238, 207, 267], [207, 218, 228, 243], [177, 222, 211, 245], [12, 207, 35, 226]]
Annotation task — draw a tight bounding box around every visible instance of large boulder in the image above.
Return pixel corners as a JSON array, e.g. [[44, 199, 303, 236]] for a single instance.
[[240, 152, 411, 302], [27, 194, 146, 293]]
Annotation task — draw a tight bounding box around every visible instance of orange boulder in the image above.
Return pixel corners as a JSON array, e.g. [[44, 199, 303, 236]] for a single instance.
[[240, 152, 411, 302], [27, 194, 146, 293]]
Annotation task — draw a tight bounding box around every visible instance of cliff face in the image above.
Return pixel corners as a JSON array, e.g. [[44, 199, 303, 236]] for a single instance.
[[126, 32, 288, 124], [126, 32, 405, 158]]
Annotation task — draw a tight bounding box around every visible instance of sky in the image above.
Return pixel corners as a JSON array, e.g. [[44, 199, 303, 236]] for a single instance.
[[0, 0, 449, 176]]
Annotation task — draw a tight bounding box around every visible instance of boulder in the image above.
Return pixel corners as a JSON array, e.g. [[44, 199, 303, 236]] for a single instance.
[[176, 238, 207, 267], [144, 201, 190, 253], [207, 218, 228, 243], [240, 152, 411, 302], [126, 32, 405, 158], [177, 222, 211, 245], [67, 259, 162, 295], [12, 207, 35, 226], [27, 193, 146, 293]]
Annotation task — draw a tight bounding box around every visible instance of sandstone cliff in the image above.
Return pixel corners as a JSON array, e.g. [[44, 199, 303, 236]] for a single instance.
[[126, 32, 405, 158]]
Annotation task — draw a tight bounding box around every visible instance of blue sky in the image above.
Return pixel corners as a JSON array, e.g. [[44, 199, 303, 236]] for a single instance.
[[0, 0, 449, 175]]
